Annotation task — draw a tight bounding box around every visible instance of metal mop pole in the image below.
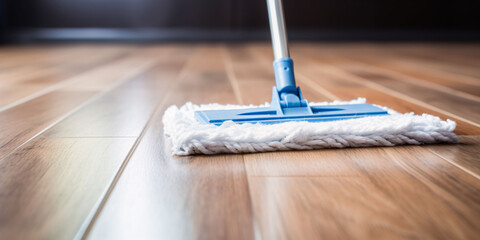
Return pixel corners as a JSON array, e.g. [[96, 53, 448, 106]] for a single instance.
[[267, 0, 290, 60]]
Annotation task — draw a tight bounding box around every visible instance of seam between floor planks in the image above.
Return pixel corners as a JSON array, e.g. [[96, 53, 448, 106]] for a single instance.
[[294, 45, 480, 101], [296, 44, 480, 87], [380, 46, 480, 85], [347, 62, 480, 102], [223, 45, 262, 240], [0, 89, 119, 162], [297, 48, 480, 108], [78, 47, 195, 240], [243, 155, 267, 240], [0, 61, 156, 162], [391, 48, 480, 78], [324, 67, 480, 128], [0, 51, 163, 162], [223, 46, 244, 105], [0, 47, 133, 112], [427, 148, 480, 181], [291, 45, 480, 124], [298, 52, 480, 128], [75, 95, 169, 240]]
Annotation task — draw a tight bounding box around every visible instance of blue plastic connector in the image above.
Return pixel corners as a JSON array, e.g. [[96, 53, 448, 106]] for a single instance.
[[272, 57, 310, 114], [273, 58, 296, 95], [273, 57, 307, 108]]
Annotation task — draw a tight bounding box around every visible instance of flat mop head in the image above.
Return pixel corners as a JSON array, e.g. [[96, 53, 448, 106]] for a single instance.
[[195, 87, 389, 125], [163, 98, 459, 155]]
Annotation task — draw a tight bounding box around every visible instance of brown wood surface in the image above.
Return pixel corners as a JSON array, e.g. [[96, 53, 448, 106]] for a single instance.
[[0, 43, 479, 240], [87, 46, 256, 240]]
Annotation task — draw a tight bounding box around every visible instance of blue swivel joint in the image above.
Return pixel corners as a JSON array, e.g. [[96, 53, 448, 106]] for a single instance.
[[272, 57, 308, 109], [273, 57, 297, 94]]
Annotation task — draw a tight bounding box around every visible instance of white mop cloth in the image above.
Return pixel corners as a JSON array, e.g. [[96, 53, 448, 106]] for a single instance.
[[163, 98, 459, 155]]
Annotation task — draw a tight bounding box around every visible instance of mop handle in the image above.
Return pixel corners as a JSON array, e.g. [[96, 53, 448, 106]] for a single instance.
[[267, 0, 290, 60]]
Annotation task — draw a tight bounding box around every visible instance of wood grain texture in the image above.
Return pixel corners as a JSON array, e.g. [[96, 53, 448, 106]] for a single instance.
[[288, 45, 480, 125], [239, 44, 480, 239], [274, 48, 480, 135], [243, 122, 480, 239], [0, 46, 189, 240], [344, 67, 480, 123], [426, 136, 480, 178], [0, 56, 155, 159], [0, 47, 129, 108], [44, 58, 186, 137], [391, 46, 480, 79], [0, 44, 479, 240], [0, 91, 97, 158], [316, 48, 480, 97], [0, 137, 136, 240], [0, 84, 49, 107], [86, 45, 256, 240]]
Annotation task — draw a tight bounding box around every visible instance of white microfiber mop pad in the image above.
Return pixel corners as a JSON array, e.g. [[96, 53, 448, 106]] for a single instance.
[[162, 98, 459, 155]]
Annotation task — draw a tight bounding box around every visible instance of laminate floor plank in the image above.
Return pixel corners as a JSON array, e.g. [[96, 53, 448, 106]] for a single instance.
[[0, 47, 130, 108], [292, 43, 480, 85], [378, 57, 480, 87], [343, 66, 480, 124], [299, 47, 480, 98], [87, 45, 256, 240], [17, 47, 131, 86], [0, 45, 76, 69], [425, 135, 480, 178], [0, 84, 50, 107], [0, 137, 136, 240], [0, 91, 97, 158], [391, 47, 480, 77], [243, 131, 480, 239], [367, 48, 480, 80], [240, 43, 480, 239], [0, 46, 93, 78], [44, 56, 187, 137], [0, 46, 192, 240], [0, 45, 122, 70], [0, 56, 156, 159], [291, 46, 480, 125], [0, 65, 46, 86], [350, 43, 480, 67]]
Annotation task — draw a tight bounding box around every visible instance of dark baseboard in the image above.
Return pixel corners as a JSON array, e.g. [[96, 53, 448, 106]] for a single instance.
[[3, 28, 480, 43]]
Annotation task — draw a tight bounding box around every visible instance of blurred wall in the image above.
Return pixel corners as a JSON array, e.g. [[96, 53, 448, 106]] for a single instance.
[[2, 0, 480, 42]]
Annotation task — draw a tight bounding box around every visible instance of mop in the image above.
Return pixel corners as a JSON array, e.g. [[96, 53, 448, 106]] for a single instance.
[[162, 0, 458, 155]]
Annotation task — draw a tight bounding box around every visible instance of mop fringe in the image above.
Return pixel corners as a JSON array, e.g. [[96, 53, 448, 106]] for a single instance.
[[163, 98, 459, 155]]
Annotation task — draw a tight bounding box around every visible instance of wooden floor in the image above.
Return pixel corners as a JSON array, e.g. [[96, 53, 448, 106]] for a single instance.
[[0, 43, 479, 240]]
